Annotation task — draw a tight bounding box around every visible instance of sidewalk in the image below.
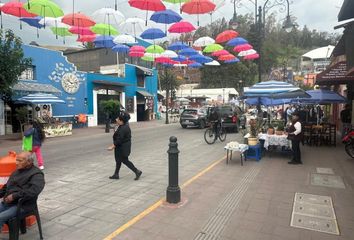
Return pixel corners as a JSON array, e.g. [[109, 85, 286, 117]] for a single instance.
[[113, 143, 354, 240]]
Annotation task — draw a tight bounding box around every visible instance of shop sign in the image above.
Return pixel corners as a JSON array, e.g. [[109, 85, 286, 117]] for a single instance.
[[44, 123, 72, 138]]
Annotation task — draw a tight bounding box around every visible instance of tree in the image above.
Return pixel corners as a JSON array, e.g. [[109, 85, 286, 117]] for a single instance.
[[0, 29, 32, 101], [99, 99, 121, 133]]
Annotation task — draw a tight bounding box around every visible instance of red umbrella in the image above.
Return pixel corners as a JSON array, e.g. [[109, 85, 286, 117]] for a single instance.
[[2, 2, 37, 29], [244, 53, 260, 60], [181, 59, 195, 64], [62, 13, 95, 27], [128, 0, 166, 26], [181, 0, 215, 26], [218, 54, 236, 61], [69, 26, 95, 35], [233, 43, 253, 52], [168, 21, 196, 33], [155, 56, 171, 63], [211, 49, 229, 57], [130, 45, 146, 52], [129, 51, 145, 57], [77, 35, 96, 42], [216, 30, 239, 43]]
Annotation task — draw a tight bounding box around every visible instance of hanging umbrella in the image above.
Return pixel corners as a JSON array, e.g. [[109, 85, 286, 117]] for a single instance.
[[233, 43, 253, 52], [244, 53, 259, 60], [140, 27, 166, 40], [155, 56, 173, 63], [189, 54, 213, 63], [150, 9, 182, 33], [203, 43, 223, 53], [211, 49, 229, 57], [216, 30, 238, 43], [160, 50, 178, 58], [24, 0, 64, 20], [205, 60, 220, 66], [162, 0, 188, 13], [181, 59, 194, 64], [181, 0, 216, 26], [130, 45, 146, 52], [179, 47, 198, 56], [128, 0, 166, 26], [120, 17, 145, 38], [92, 7, 125, 26], [193, 36, 214, 47], [62, 13, 96, 27], [2, 1, 37, 29], [224, 58, 240, 64], [238, 49, 257, 57], [168, 21, 196, 33], [16, 93, 65, 104], [188, 62, 202, 68], [94, 35, 115, 48], [50, 26, 73, 43], [113, 34, 136, 44], [295, 89, 347, 104], [129, 51, 145, 57], [168, 41, 189, 51], [77, 34, 96, 42], [69, 26, 95, 35], [112, 44, 130, 53], [20, 16, 43, 38], [146, 44, 164, 53], [218, 54, 235, 61], [39, 17, 65, 27], [226, 37, 248, 47], [91, 23, 118, 36], [172, 55, 187, 62]]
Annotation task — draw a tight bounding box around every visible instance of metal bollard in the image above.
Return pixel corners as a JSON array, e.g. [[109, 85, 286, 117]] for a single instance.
[[166, 136, 181, 204]]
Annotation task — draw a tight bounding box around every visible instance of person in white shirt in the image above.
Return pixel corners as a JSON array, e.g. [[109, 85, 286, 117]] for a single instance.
[[287, 112, 303, 164]]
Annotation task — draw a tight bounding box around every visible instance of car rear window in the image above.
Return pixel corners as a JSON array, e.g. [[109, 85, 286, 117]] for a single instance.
[[182, 109, 197, 115]]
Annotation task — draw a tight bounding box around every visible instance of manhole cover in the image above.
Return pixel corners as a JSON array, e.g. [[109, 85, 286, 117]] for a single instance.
[[311, 174, 345, 189], [295, 193, 332, 206], [293, 202, 336, 219], [316, 168, 334, 175], [291, 213, 339, 235]]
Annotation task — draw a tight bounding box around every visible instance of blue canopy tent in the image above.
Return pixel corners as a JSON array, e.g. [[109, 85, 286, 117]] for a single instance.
[[293, 89, 347, 104], [246, 97, 292, 106]]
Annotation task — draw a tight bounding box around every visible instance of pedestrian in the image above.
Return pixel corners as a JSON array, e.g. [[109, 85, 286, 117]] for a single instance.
[[287, 112, 303, 165], [24, 119, 46, 170], [107, 112, 142, 180], [0, 152, 45, 230], [340, 104, 352, 137]]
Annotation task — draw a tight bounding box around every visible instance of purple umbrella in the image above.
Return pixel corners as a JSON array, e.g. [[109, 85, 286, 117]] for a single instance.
[[140, 28, 166, 40], [20, 16, 44, 38], [112, 44, 130, 53]]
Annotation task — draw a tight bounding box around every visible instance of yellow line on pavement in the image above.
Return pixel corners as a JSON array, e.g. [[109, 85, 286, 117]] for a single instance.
[[103, 155, 226, 240]]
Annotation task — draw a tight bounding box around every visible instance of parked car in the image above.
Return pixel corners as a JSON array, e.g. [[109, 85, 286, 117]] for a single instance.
[[207, 105, 246, 132], [180, 108, 208, 129]]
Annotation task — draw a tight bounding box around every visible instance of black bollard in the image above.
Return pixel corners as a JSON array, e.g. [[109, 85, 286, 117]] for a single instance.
[[105, 113, 110, 133], [166, 136, 181, 204]]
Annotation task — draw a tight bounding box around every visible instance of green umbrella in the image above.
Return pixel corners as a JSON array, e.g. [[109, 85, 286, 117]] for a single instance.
[[203, 43, 224, 53], [24, 0, 64, 18], [141, 55, 155, 62], [146, 44, 164, 54], [50, 27, 72, 37], [91, 23, 119, 36]]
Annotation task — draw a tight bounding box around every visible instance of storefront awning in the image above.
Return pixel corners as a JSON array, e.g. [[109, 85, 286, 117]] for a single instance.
[[12, 81, 62, 95], [92, 80, 130, 87], [136, 66, 153, 76], [137, 90, 153, 97], [316, 61, 354, 85], [338, 0, 354, 21]]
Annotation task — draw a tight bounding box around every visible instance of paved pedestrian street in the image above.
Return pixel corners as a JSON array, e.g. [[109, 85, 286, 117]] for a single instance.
[[1, 122, 354, 240]]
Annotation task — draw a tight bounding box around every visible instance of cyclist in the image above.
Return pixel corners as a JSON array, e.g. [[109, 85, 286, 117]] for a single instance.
[[209, 107, 221, 136]]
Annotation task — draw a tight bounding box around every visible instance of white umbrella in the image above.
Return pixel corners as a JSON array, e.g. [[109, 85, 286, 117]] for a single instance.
[[174, 64, 187, 67], [205, 60, 220, 66], [120, 17, 145, 37], [113, 34, 136, 44], [92, 7, 125, 26], [238, 49, 257, 57], [160, 50, 178, 58], [193, 36, 215, 47], [39, 17, 67, 27]]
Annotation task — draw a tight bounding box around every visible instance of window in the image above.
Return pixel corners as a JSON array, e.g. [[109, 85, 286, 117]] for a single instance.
[[137, 75, 145, 87], [18, 66, 36, 80]]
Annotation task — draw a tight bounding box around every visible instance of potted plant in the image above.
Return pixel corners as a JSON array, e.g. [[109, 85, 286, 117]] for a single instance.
[[248, 118, 261, 145], [275, 122, 285, 135]]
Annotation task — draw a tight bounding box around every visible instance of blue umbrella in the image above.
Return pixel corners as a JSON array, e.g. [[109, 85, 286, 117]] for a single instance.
[[112, 44, 130, 53], [20, 16, 43, 38], [168, 41, 189, 51], [246, 97, 292, 106], [140, 28, 166, 40], [179, 47, 198, 56], [188, 62, 202, 68], [150, 9, 182, 33], [295, 89, 347, 104], [226, 37, 248, 47], [244, 80, 300, 97], [172, 55, 187, 62], [94, 36, 115, 48], [225, 58, 240, 64], [189, 54, 213, 64]]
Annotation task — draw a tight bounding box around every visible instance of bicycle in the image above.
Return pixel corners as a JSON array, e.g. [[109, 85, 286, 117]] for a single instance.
[[204, 121, 227, 144]]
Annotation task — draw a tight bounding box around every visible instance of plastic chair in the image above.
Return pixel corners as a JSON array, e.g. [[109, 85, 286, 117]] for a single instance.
[[245, 144, 262, 161], [6, 198, 43, 240]]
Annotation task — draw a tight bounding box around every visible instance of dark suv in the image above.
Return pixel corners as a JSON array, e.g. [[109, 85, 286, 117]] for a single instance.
[[207, 105, 246, 132], [180, 108, 208, 129]]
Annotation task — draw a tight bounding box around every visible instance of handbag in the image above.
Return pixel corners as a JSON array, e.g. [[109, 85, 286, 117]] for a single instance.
[[22, 135, 33, 151]]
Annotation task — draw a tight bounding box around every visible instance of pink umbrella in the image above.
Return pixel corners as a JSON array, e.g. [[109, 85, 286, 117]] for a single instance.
[[181, 59, 195, 64], [244, 53, 260, 60], [2, 1, 37, 29], [181, 0, 215, 26], [129, 51, 145, 57], [69, 26, 95, 35], [130, 45, 146, 52], [218, 54, 236, 61], [77, 35, 96, 42], [155, 56, 171, 63], [168, 21, 196, 33], [128, 0, 166, 26], [211, 49, 229, 57], [233, 43, 253, 52]]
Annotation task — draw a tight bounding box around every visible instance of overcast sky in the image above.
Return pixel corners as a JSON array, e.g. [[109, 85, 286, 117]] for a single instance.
[[1, 0, 345, 48]]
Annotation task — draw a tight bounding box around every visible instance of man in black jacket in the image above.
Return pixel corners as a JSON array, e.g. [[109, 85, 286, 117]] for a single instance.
[[0, 152, 45, 230]]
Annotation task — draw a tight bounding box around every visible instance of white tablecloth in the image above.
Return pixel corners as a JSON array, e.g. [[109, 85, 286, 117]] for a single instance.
[[224, 142, 249, 153], [259, 133, 290, 149]]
